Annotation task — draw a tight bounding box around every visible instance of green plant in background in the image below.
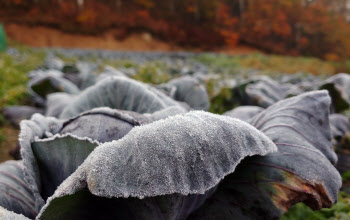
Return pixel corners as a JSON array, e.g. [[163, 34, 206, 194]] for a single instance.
[[0, 43, 45, 109], [0, 43, 46, 153], [209, 87, 238, 114], [0, 113, 5, 146], [195, 54, 240, 74], [281, 192, 350, 220], [132, 62, 171, 84], [0, 24, 6, 52], [0, 49, 46, 108], [195, 53, 335, 76], [105, 59, 136, 69]]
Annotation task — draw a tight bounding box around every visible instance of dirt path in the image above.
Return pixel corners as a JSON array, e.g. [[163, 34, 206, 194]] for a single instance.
[[4, 23, 259, 54]]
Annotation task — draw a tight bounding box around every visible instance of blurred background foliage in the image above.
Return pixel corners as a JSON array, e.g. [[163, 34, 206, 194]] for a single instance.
[[2, 0, 350, 60]]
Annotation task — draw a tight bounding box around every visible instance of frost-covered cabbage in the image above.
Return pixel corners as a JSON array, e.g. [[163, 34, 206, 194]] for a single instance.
[[158, 76, 210, 110], [224, 106, 264, 122], [191, 91, 341, 219], [0, 57, 344, 219], [232, 76, 298, 108], [45, 93, 77, 118], [28, 70, 80, 106], [320, 73, 350, 112], [329, 113, 350, 173], [18, 106, 186, 211], [97, 65, 128, 81], [330, 113, 350, 146], [0, 91, 342, 220], [59, 77, 187, 119], [2, 106, 44, 127]]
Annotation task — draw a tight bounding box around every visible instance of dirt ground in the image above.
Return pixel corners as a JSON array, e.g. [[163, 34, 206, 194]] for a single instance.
[[0, 125, 19, 163], [4, 23, 259, 54]]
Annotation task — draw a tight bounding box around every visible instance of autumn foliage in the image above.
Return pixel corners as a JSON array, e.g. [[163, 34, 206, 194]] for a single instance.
[[240, 0, 350, 60], [1, 0, 350, 59]]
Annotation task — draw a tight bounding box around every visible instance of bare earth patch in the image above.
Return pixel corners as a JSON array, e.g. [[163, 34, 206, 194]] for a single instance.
[[5, 23, 180, 51], [4, 23, 259, 54], [0, 125, 19, 163]]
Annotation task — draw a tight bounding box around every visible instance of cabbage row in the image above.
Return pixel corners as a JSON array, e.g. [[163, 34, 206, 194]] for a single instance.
[[0, 55, 349, 219]]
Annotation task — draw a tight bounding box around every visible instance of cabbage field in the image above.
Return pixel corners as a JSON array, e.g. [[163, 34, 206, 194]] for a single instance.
[[0, 46, 350, 219]]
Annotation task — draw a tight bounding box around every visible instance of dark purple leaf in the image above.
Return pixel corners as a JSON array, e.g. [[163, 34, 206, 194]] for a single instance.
[[59, 77, 185, 119], [159, 76, 210, 110], [2, 106, 44, 127], [190, 91, 341, 219], [319, 73, 350, 112], [0, 160, 36, 218], [224, 106, 264, 122]]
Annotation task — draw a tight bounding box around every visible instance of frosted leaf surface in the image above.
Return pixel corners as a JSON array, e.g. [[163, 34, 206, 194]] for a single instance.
[[59, 77, 185, 119], [19, 114, 63, 211], [224, 106, 264, 122], [28, 69, 63, 80], [319, 73, 350, 112], [149, 86, 190, 110], [329, 113, 350, 144], [45, 93, 77, 118], [145, 105, 188, 122], [0, 206, 30, 220], [2, 106, 44, 127], [44, 54, 64, 70], [20, 107, 144, 211], [97, 65, 127, 82], [28, 72, 80, 105], [251, 90, 337, 163], [72, 61, 99, 90], [190, 91, 342, 219], [0, 161, 36, 219], [330, 114, 350, 173], [159, 76, 210, 110], [244, 76, 290, 108], [59, 107, 143, 143], [38, 111, 277, 219]]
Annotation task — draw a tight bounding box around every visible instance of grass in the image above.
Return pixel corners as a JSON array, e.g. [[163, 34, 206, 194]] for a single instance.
[[0, 44, 46, 108], [195, 53, 336, 76], [104, 59, 173, 84], [0, 42, 46, 154]]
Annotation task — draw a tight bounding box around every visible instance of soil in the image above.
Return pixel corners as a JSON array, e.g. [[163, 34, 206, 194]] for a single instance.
[[0, 125, 19, 163], [4, 23, 259, 54]]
